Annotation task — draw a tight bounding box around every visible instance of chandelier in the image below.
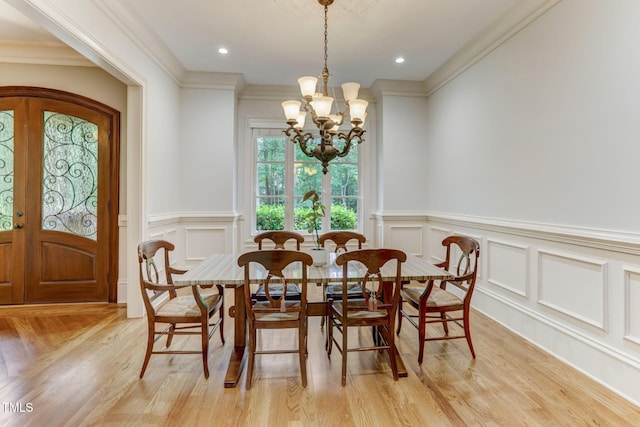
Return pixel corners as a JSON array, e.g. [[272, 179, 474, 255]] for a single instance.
[[281, 0, 368, 174]]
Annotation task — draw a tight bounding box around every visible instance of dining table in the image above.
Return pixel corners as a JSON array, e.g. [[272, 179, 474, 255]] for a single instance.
[[175, 250, 453, 388]]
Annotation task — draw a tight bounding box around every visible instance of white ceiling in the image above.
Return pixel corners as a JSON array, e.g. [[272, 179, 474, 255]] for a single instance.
[[0, 0, 544, 87]]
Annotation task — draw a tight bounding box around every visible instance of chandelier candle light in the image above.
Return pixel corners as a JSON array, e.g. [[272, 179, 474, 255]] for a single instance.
[[282, 0, 368, 174]]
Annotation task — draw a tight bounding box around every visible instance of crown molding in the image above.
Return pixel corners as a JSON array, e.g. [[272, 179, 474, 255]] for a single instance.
[[0, 40, 93, 66], [240, 84, 301, 101], [423, 0, 562, 96], [370, 79, 427, 98], [93, 0, 185, 85], [181, 71, 246, 92], [5, 0, 147, 85]]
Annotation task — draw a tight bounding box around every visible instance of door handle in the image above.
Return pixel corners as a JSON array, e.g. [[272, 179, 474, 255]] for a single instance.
[[14, 223, 23, 229]]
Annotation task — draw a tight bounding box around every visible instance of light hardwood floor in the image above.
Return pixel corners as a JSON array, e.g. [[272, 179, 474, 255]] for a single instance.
[[1, 286, 640, 426]]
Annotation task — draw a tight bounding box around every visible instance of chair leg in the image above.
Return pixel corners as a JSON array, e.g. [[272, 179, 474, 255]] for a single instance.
[[299, 322, 307, 387], [463, 310, 476, 359], [418, 307, 427, 365], [320, 284, 327, 329], [166, 323, 176, 347], [323, 314, 330, 352], [373, 325, 381, 348], [327, 311, 334, 356], [305, 317, 309, 357], [218, 304, 226, 344], [441, 312, 449, 335], [246, 328, 256, 390], [201, 322, 210, 379], [386, 327, 399, 381], [341, 320, 348, 386], [396, 300, 403, 335], [139, 323, 155, 378]]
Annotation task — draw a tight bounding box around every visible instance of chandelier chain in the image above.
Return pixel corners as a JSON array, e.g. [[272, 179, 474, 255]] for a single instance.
[[324, 5, 328, 71], [281, 0, 366, 174], [322, 4, 329, 95]]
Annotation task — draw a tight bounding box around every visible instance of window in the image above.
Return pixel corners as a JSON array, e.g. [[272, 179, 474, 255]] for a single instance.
[[254, 127, 360, 233]]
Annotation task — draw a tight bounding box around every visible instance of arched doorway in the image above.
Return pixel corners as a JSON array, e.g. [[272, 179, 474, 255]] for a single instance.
[[0, 87, 119, 304]]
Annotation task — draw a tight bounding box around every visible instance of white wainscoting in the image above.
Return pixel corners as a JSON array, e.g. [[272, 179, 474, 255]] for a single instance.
[[487, 238, 530, 299], [387, 224, 425, 257], [625, 266, 640, 346], [537, 249, 608, 331], [374, 211, 640, 407], [147, 212, 239, 269]]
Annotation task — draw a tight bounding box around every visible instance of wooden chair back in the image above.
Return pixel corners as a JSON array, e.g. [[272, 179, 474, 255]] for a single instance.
[[319, 231, 366, 253], [335, 249, 407, 318], [138, 239, 185, 308], [254, 230, 305, 250], [437, 235, 480, 300], [238, 250, 312, 315]]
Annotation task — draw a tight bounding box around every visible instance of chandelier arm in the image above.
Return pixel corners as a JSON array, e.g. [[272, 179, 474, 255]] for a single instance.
[[303, 101, 322, 126], [284, 127, 316, 157], [334, 129, 366, 157]]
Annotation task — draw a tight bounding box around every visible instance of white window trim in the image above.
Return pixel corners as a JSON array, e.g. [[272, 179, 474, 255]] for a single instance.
[[246, 118, 366, 239]]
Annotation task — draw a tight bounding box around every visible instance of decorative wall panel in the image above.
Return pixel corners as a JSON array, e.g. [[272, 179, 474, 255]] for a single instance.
[[538, 249, 608, 330], [428, 225, 450, 263], [185, 227, 228, 261], [388, 225, 424, 257], [624, 267, 640, 345], [487, 239, 529, 298]]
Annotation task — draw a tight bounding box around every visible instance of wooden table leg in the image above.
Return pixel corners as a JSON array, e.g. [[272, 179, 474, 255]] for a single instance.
[[224, 284, 247, 388], [382, 280, 408, 378]]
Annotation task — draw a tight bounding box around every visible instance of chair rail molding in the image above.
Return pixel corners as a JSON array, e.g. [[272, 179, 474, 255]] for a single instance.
[[425, 212, 640, 255]]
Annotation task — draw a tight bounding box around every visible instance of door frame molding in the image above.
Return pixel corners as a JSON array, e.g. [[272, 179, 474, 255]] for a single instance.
[[0, 86, 120, 302]]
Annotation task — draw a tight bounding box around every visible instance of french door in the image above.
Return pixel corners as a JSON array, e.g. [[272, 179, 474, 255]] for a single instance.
[[0, 87, 119, 304]]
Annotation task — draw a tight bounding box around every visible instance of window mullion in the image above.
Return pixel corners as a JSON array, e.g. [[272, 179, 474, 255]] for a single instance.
[[285, 139, 295, 230], [322, 170, 331, 233]]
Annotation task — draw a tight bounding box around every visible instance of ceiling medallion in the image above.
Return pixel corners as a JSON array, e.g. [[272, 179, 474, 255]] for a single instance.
[[273, 0, 379, 22]]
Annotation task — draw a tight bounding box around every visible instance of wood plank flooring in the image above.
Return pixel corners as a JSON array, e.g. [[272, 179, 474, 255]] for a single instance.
[[1, 286, 640, 426]]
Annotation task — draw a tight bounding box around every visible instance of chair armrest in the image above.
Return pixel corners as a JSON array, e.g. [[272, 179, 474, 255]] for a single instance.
[[168, 266, 188, 276], [418, 279, 436, 300], [144, 281, 191, 292], [191, 284, 224, 310], [443, 272, 474, 289]]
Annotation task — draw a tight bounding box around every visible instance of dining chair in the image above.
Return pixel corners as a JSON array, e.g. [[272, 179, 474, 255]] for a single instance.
[[396, 235, 480, 364], [318, 231, 366, 329], [327, 248, 406, 386], [254, 230, 305, 250], [238, 249, 313, 390], [253, 230, 305, 301], [137, 239, 225, 379]]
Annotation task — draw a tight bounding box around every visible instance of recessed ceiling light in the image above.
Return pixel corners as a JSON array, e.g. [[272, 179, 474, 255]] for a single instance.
[[218, 47, 229, 54], [395, 57, 405, 64]]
